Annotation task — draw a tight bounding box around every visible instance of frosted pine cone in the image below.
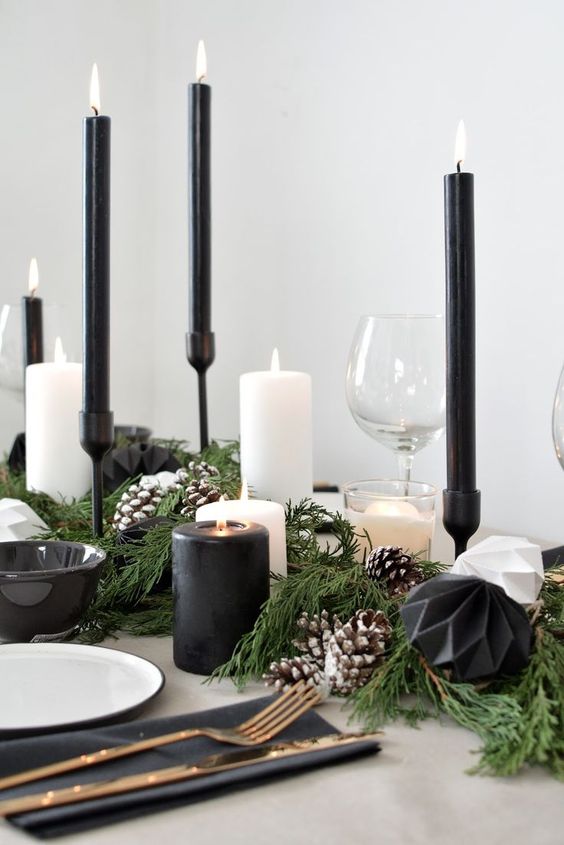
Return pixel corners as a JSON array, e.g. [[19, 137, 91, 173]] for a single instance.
[[293, 610, 332, 669], [180, 479, 223, 514], [112, 480, 163, 532], [325, 609, 391, 695], [263, 656, 324, 692], [365, 545, 424, 596]]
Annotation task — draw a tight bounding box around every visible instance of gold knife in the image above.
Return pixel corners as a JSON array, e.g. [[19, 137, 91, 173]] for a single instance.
[[0, 732, 380, 818]]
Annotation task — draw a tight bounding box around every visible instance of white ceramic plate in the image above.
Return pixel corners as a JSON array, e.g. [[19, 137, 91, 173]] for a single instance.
[[0, 643, 165, 736]]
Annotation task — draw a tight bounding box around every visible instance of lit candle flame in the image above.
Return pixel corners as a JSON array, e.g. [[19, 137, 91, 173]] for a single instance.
[[454, 120, 466, 171], [216, 495, 227, 531], [240, 478, 249, 501], [54, 337, 67, 364], [196, 40, 207, 82], [271, 348, 280, 372], [28, 258, 39, 296], [90, 64, 100, 115]]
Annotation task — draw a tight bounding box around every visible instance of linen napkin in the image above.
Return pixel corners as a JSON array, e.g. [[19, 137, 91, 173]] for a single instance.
[[0, 695, 380, 839]]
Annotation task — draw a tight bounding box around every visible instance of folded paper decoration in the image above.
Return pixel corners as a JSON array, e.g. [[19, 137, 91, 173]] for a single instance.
[[7, 433, 26, 473], [103, 444, 181, 492], [400, 573, 532, 681], [452, 535, 544, 605], [0, 498, 49, 542]]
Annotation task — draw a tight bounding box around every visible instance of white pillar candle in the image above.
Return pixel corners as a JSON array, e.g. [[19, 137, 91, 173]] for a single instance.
[[346, 500, 435, 560], [26, 338, 91, 502], [196, 482, 287, 577], [240, 349, 313, 506]]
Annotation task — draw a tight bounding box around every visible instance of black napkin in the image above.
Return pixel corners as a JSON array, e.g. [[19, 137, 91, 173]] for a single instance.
[[1, 695, 380, 839]]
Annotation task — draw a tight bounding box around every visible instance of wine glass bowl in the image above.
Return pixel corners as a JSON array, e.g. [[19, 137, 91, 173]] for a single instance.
[[346, 315, 446, 480], [0, 304, 25, 397], [0, 303, 63, 401], [553, 363, 564, 471]]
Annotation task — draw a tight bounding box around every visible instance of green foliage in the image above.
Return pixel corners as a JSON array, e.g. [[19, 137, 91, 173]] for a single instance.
[[0, 440, 241, 643], [211, 500, 446, 686], [2, 454, 563, 779]]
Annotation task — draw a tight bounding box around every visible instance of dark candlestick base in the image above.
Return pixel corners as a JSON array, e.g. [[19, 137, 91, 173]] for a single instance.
[[443, 489, 481, 559], [186, 331, 215, 452], [80, 411, 114, 537]]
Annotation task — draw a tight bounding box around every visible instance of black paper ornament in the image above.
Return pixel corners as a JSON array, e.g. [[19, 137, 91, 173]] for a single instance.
[[113, 425, 152, 446], [103, 443, 181, 492], [400, 573, 532, 681], [7, 432, 26, 473]]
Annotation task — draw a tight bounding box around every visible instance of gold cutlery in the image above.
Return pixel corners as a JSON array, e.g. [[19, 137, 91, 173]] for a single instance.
[[0, 682, 320, 792], [0, 732, 380, 817]]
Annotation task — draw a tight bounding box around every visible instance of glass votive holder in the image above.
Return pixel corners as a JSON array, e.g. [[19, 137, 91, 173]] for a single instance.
[[343, 479, 437, 561]]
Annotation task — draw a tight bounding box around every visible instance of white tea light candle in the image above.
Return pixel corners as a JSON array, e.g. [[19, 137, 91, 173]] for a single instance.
[[26, 338, 90, 501], [240, 349, 313, 507], [344, 480, 437, 561], [197, 481, 287, 577]]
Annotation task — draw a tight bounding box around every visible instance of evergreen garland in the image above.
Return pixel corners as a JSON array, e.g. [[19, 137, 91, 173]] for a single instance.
[[1, 442, 563, 779]]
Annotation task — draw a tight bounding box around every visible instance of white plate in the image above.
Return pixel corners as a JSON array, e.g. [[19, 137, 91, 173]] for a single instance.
[[0, 643, 165, 736]]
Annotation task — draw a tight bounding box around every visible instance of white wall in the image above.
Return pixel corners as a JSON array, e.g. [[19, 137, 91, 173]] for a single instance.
[[0, 0, 159, 440], [1, 0, 563, 542]]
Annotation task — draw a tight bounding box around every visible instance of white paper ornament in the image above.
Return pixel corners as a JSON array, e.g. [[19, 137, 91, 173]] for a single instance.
[[139, 471, 179, 492], [451, 535, 544, 605], [0, 498, 49, 542]]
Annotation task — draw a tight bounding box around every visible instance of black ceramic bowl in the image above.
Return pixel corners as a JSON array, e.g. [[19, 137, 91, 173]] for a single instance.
[[0, 541, 106, 643]]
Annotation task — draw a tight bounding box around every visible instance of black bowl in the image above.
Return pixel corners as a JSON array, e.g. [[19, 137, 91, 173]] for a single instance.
[[0, 542, 106, 643]]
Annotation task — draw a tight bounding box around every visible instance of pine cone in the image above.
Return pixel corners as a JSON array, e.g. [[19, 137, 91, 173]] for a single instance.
[[263, 656, 324, 692], [293, 610, 332, 669], [325, 609, 391, 695], [167, 462, 223, 514], [112, 480, 163, 532], [180, 479, 223, 514], [365, 545, 424, 596]]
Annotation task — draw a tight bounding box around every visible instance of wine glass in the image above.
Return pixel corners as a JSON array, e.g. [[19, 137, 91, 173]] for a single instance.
[[0, 304, 25, 398], [553, 363, 564, 470], [0, 302, 63, 400], [346, 315, 446, 482]]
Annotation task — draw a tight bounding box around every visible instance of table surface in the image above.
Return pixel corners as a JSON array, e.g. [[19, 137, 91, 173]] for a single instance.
[[2, 518, 563, 845], [3, 635, 564, 845]]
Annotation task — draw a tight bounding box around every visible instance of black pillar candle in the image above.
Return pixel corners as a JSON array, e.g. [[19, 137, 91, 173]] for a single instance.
[[187, 41, 215, 451], [22, 258, 43, 370], [443, 122, 481, 557], [172, 520, 269, 675], [80, 65, 114, 537]]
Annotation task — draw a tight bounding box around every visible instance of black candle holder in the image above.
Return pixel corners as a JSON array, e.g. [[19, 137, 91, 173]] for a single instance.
[[186, 331, 215, 451], [79, 411, 114, 537], [442, 489, 481, 559]]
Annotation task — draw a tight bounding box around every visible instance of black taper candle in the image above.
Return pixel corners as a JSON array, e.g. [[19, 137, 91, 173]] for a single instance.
[[79, 65, 114, 538], [172, 520, 269, 675], [443, 122, 481, 557], [22, 260, 43, 370], [187, 42, 215, 451]]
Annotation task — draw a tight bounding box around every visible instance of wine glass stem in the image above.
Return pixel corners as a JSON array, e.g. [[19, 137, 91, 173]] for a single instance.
[[397, 453, 413, 487]]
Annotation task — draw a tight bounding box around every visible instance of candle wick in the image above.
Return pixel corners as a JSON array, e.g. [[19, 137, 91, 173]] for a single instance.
[[456, 161, 462, 174], [91, 106, 99, 117]]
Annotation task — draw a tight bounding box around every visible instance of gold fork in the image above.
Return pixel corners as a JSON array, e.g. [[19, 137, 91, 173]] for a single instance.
[[0, 682, 321, 792]]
